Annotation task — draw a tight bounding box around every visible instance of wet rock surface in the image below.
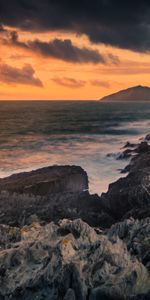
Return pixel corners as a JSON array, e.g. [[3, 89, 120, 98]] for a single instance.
[[123, 141, 137, 149], [108, 141, 150, 161]]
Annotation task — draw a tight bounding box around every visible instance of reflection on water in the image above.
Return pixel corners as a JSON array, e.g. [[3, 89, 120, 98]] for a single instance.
[[0, 101, 150, 194]]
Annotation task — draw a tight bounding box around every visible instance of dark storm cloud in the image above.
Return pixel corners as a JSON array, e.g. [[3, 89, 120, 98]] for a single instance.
[[52, 77, 86, 88], [7, 32, 106, 64], [0, 63, 43, 87], [0, 1, 150, 52]]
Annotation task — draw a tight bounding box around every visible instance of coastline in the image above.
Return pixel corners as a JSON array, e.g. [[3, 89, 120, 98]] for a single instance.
[[0, 134, 150, 299], [1, 100, 150, 195]]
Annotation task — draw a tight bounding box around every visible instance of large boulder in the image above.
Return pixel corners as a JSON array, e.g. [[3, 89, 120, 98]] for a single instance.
[[0, 165, 88, 195]]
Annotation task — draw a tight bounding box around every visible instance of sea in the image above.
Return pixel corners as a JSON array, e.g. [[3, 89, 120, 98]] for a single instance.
[[0, 100, 150, 195]]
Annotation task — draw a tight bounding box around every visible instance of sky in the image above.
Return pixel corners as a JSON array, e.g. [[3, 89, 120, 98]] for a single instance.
[[0, 0, 150, 100]]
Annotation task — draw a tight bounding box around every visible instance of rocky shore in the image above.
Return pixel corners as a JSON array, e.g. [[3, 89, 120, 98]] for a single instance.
[[0, 136, 150, 299]]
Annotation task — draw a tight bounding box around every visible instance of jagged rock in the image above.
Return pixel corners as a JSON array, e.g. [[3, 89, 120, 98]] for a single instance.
[[101, 169, 150, 220], [113, 141, 150, 161], [63, 289, 76, 300], [0, 219, 149, 299], [108, 218, 150, 271], [0, 224, 21, 249], [107, 150, 132, 160], [116, 148, 133, 160], [0, 190, 111, 228], [102, 139, 150, 221], [123, 142, 136, 148], [0, 136, 150, 299], [136, 142, 150, 154], [145, 134, 150, 141]]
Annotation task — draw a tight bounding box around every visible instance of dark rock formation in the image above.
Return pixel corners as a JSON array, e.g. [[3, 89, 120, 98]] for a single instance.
[[0, 190, 112, 228], [109, 141, 150, 161], [0, 165, 88, 196], [0, 219, 149, 300], [116, 148, 133, 160], [123, 141, 136, 148], [107, 149, 133, 160], [136, 142, 150, 154], [0, 136, 150, 299], [145, 134, 150, 141], [103, 138, 150, 221], [100, 85, 150, 102], [0, 166, 113, 228], [101, 169, 150, 220]]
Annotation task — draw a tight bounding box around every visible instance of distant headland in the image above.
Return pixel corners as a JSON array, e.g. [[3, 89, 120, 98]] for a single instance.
[[99, 85, 150, 101]]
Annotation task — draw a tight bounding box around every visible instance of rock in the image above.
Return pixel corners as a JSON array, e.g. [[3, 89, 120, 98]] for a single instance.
[[0, 189, 111, 228], [0, 165, 112, 229], [145, 134, 150, 141], [116, 148, 133, 160], [0, 165, 88, 196], [102, 140, 150, 221], [101, 168, 150, 221], [0, 165, 115, 229], [108, 218, 150, 271], [107, 141, 150, 163], [63, 289, 76, 300], [0, 224, 21, 249], [107, 150, 132, 160], [123, 141, 136, 148], [136, 142, 150, 154], [111, 141, 150, 162], [26, 214, 40, 225], [131, 293, 150, 299], [110, 140, 150, 167], [0, 136, 150, 299], [0, 219, 149, 299]]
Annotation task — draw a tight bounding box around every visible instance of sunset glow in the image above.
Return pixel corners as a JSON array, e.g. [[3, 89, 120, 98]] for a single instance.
[[0, 1, 150, 100]]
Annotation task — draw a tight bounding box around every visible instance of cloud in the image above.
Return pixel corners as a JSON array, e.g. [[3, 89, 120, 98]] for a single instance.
[[107, 54, 120, 65], [0, 24, 5, 32], [0, 63, 43, 87], [52, 77, 86, 88], [6, 31, 108, 64], [91, 80, 110, 88], [96, 61, 150, 75], [0, 1, 150, 52]]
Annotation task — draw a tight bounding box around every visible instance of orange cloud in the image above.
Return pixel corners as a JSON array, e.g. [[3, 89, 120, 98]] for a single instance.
[[52, 77, 86, 88], [90, 80, 110, 88], [0, 26, 150, 100]]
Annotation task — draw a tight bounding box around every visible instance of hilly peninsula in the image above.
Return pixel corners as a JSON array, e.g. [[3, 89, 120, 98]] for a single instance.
[[100, 85, 150, 101]]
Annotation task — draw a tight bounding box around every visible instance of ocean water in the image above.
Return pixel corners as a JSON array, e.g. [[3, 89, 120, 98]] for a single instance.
[[0, 100, 150, 195]]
